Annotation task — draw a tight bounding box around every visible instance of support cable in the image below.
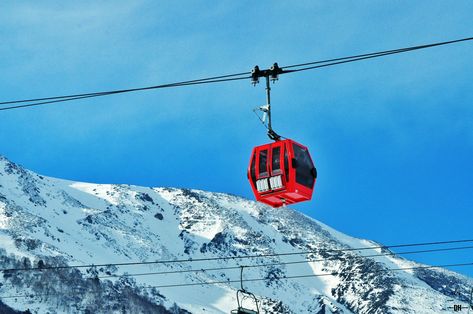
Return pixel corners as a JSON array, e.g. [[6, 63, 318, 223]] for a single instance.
[[0, 238, 472, 273], [0, 36, 472, 112], [146, 262, 473, 290], [95, 244, 473, 280], [1, 262, 472, 299]]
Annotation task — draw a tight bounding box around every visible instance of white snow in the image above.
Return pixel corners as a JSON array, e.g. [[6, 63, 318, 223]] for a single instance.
[[0, 156, 471, 313]]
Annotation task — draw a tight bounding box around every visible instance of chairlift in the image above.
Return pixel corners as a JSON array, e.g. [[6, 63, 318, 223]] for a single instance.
[[231, 289, 260, 314], [231, 266, 260, 314]]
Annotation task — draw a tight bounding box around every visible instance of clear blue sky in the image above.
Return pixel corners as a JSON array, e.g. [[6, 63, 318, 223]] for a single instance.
[[1, 2, 472, 277]]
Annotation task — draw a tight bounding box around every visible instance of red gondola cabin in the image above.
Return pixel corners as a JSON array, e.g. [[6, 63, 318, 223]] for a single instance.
[[247, 139, 317, 208]]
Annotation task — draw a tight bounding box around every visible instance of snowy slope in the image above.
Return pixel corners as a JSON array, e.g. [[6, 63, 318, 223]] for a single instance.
[[0, 155, 472, 313]]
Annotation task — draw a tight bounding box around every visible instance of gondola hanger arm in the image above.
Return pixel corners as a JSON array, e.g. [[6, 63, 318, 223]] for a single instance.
[[251, 63, 284, 141]]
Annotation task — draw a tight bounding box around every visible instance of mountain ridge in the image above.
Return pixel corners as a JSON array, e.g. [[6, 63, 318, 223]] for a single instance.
[[0, 155, 471, 313]]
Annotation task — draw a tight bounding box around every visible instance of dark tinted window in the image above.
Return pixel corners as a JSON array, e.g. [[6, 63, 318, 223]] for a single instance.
[[250, 152, 256, 186], [272, 146, 281, 173], [293, 144, 315, 188], [284, 147, 289, 181], [258, 149, 268, 176]]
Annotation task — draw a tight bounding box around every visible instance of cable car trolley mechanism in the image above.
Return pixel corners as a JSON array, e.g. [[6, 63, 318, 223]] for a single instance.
[[247, 63, 317, 208]]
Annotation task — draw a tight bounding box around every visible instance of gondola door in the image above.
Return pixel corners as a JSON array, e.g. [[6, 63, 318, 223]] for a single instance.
[[253, 142, 287, 196], [254, 145, 270, 193], [267, 141, 286, 193]]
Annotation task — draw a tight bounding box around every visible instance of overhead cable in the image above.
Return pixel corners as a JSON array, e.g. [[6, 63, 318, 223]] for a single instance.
[[282, 36, 473, 72], [147, 262, 473, 289], [1, 261, 472, 299], [96, 244, 473, 280], [0, 76, 250, 112], [1, 36, 472, 112], [1, 238, 472, 273]]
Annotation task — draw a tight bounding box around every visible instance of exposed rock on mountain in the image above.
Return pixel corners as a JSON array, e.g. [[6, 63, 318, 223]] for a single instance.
[[0, 155, 471, 313]]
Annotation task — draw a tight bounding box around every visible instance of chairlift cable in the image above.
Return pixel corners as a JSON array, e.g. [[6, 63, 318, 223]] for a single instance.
[[95, 244, 473, 280], [0, 238, 472, 273], [2, 261, 471, 299], [145, 261, 473, 290]]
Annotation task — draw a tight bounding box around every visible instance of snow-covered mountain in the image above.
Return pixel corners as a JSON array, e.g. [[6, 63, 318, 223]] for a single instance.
[[0, 155, 471, 313]]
